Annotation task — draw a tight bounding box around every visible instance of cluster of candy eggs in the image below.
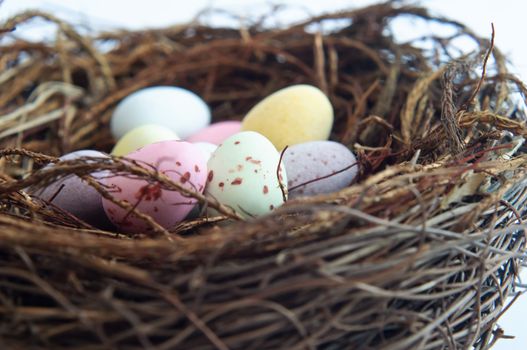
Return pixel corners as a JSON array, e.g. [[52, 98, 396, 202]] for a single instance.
[[31, 84, 359, 233]]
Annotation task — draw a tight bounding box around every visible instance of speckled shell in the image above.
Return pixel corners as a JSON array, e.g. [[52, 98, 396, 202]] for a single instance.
[[205, 131, 287, 218], [241, 85, 333, 150], [30, 150, 112, 228], [283, 141, 358, 198], [102, 140, 207, 233]]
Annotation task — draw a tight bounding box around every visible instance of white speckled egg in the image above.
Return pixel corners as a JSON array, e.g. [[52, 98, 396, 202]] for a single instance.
[[283, 141, 359, 198], [111, 86, 211, 139], [30, 150, 112, 228], [102, 140, 207, 233], [111, 124, 180, 156], [241, 85, 333, 150], [206, 131, 287, 218]]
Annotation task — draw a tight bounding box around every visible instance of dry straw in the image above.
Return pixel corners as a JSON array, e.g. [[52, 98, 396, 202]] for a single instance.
[[0, 2, 526, 349]]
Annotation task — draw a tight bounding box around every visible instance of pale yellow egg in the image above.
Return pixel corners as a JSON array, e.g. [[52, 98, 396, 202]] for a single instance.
[[111, 124, 180, 156], [241, 85, 333, 150]]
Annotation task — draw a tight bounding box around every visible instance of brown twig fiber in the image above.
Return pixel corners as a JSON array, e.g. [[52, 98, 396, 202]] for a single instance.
[[0, 2, 526, 349]]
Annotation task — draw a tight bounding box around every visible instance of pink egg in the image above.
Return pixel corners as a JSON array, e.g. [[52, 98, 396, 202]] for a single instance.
[[186, 120, 242, 145], [102, 140, 207, 233]]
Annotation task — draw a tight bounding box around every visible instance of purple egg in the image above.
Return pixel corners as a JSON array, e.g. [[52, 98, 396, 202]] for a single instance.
[[283, 141, 359, 199], [31, 150, 112, 228]]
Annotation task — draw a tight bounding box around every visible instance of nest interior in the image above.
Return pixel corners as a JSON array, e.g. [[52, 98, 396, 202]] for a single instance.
[[0, 2, 527, 349]]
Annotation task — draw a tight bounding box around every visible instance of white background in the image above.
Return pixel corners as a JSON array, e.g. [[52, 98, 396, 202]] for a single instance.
[[1, 1, 526, 349]]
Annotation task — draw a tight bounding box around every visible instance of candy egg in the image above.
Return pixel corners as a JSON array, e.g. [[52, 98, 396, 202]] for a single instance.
[[110, 86, 211, 139], [241, 85, 333, 150], [184, 140, 217, 220], [283, 141, 359, 199], [102, 140, 207, 233], [111, 124, 180, 156], [206, 131, 287, 218], [30, 150, 112, 228], [193, 142, 218, 161], [186, 120, 242, 145]]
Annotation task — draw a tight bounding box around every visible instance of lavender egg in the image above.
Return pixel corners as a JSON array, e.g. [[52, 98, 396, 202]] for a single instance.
[[283, 141, 359, 199], [30, 150, 112, 228]]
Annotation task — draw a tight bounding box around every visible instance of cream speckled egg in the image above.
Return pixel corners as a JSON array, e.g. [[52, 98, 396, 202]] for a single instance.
[[111, 86, 210, 139], [206, 131, 287, 218], [241, 85, 333, 150], [111, 124, 180, 156]]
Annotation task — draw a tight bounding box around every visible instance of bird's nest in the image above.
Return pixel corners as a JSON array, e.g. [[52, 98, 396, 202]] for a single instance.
[[0, 2, 526, 349]]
